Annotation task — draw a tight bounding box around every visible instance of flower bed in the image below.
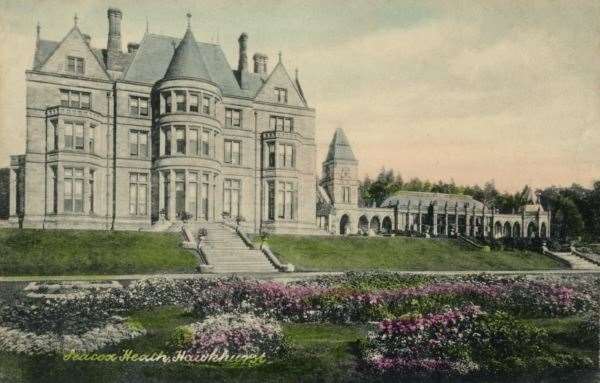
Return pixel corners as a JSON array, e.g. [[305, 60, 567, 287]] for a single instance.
[[362, 305, 594, 376], [181, 313, 284, 358], [0, 318, 145, 355]]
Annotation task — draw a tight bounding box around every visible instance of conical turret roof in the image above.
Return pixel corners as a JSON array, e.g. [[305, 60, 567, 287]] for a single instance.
[[325, 128, 357, 162], [163, 28, 211, 81]]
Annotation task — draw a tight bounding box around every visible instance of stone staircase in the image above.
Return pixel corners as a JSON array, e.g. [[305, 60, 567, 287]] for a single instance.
[[542, 247, 600, 270], [199, 223, 277, 273]]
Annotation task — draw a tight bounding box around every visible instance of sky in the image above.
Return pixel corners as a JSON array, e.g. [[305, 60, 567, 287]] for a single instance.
[[0, 0, 598, 193]]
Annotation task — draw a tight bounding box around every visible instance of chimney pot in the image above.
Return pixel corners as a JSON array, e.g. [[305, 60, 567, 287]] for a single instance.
[[253, 53, 268, 75], [107, 7, 122, 53], [127, 42, 139, 54]]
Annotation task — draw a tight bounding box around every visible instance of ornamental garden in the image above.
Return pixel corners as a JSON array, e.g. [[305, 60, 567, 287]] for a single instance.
[[0, 272, 598, 382]]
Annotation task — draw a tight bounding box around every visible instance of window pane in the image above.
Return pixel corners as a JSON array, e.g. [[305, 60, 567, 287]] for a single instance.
[[67, 57, 75, 72], [233, 110, 241, 127], [129, 97, 138, 115], [231, 188, 239, 218], [75, 124, 84, 149], [60, 90, 70, 106], [139, 132, 148, 157], [64, 123, 73, 149], [202, 97, 210, 114], [202, 130, 209, 156], [224, 141, 231, 163], [164, 93, 172, 113], [70, 92, 80, 108], [189, 129, 198, 155], [189, 94, 199, 112], [176, 92, 186, 111], [129, 183, 137, 214], [232, 142, 240, 165], [176, 128, 186, 154], [138, 184, 147, 215], [140, 98, 148, 116], [129, 131, 138, 156], [270, 117, 276, 130], [80, 93, 90, 109]]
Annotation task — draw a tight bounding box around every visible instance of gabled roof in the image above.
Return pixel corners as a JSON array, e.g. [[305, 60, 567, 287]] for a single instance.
[[33, 40, 59, 69], [123, 33, 245, 96], [325, 128, 357, 162], [163, 28, 211, 82]]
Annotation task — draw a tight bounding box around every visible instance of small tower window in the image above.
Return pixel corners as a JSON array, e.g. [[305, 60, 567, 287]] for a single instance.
[[189, 93, 199, 112], [274, 88, 288, 104]]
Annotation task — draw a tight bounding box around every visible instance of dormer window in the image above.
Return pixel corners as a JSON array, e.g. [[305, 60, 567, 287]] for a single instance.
[[66, 56, 85, 75], [60, 90, 91, 109], [275, 88, 287, 104], [270, 116, 293, 132]]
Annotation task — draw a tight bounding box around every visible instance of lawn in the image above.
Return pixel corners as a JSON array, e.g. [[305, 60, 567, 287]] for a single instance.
[[0, 307, 595, 383], [262, 235, 566, 271], [0, 229, 198, 276]]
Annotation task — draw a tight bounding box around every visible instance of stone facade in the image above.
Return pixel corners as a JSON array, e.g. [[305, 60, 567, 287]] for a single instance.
[[3, 9, 316, 233]]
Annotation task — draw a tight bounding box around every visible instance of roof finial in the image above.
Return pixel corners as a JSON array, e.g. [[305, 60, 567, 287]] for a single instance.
[[186, 12, 192, 29], [146, 17, 149, 34], [295, 68, 299, 80], [278, 51, 282, 63], [74, 13, 78, 26], [36, 22, 41, 42]]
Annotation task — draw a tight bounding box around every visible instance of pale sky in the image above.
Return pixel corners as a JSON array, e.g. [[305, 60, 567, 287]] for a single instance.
[[0, 0, 598, 193]]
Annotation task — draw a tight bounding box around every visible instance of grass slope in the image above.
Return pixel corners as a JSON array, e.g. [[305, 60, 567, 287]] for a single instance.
[[263, 235, 565, 271], [0, 229, 197, 276]]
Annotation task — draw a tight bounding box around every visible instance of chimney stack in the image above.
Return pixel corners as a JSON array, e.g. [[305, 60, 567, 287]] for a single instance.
[[107, 8, 122, 70], [237, 33, 248, 72], [127, 42, 139, 54], [253, 53, 268, 75], [107, 8, 122, 52]]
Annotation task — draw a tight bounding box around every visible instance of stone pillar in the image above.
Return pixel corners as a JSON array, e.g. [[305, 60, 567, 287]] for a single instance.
[[83, 167, 90, 214], [432, 206, 438, 236], [57, 166, 64, 214], [444, 203, 449, 236], [417, 201, 422, 233], [9, 168, 17, 217], [158, 171, 165, 217], [405, 201, 411, 231], [454, 203, 459, 236], [57, 119, 64, 150], [481, 206, 486, 238], [490, 209, 495, 239], [393, 202, 399, 232], [472, 205, 477, 236], [159, 128, 165, 156], [521, 212, 526, 238], [170, 125, 176, 155], [168, 170, 176, 220], [464, 204, 470, 237]]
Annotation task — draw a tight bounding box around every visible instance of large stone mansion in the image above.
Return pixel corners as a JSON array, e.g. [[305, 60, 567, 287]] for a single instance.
[[0, 8, 550, 240]]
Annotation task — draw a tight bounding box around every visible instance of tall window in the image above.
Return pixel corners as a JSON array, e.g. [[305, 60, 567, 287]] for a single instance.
[[129, 173, 148, 216], [223, 179, 241, 219], [129, 96, 149, 116], [66, 56, 85, 75], [343, 186, 351, 203], [129, 130, 148, 157], [267, 181, 275, 220], [188, 172, 198, 218], [201, 173, 209, 220], [175, 171, 185, 214], [225, 108, 241, 128], [164, 128, 172, 155], [270, 116, 293, 132], [267, 142, 276, 168], [202, 96, 211, 114], [278, 143, 295, 168], [175, 127, 186, 154], [50, 120, 58, 151], [60, 90, 91, 109], [175, 91, 186, 112], [89, 170, 95, 214], [224, 140, 241, 165], [189, 93, 199, 112], [201, 130, 210, 156], [274, 87, 288, 104], [88, 125, 96, 154], [277, 182, 296, 220], [64, 167, 84, 213], [189, 128, 199, 155], [75, 123, 84, 150]]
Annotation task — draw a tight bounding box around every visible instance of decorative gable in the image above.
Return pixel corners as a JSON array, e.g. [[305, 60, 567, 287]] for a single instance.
[[254, 62, 306, 107], [39, 27, 109, 80]]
